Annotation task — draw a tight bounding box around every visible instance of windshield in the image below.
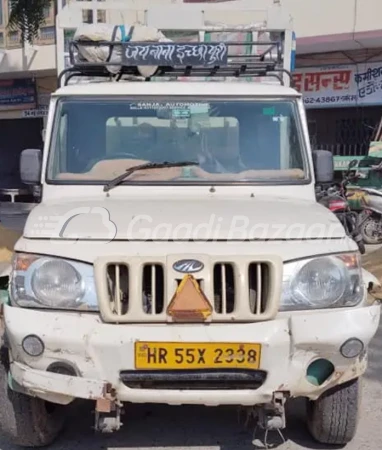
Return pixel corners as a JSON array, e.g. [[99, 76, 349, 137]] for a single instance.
[[48, 98, 308, 184]]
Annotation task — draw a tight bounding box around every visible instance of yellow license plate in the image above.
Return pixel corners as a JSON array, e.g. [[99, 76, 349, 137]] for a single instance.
[[135, 342, 261, 370]]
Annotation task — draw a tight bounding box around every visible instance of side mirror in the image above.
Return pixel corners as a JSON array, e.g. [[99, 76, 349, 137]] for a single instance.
[[312, 149, 334, 184], [20, 149, 42, 185]]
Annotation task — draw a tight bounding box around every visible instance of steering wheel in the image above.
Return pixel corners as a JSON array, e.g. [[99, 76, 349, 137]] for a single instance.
[[83, 152, 141, 172]]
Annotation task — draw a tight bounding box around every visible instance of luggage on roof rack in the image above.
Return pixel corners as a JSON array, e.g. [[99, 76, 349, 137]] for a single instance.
[[56, 0, 296, 87]]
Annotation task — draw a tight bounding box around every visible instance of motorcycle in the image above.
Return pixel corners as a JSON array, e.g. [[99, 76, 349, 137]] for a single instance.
[[337, 159, 382, 245], [316, 159, 367, 254], [348, 185, 382, 245]]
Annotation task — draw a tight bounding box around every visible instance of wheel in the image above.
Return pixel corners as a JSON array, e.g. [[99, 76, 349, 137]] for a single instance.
[[0, 335, 66, 447], [307, 378, 361, 445], [359, 215, 382, 245]]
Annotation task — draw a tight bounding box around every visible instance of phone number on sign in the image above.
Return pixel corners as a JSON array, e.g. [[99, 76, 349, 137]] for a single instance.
[[303, 95, 357, 105]]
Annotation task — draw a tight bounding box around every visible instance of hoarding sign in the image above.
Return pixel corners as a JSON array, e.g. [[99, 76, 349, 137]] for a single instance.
[[293, 62, 382, 108], [0, 78, 36, 111]]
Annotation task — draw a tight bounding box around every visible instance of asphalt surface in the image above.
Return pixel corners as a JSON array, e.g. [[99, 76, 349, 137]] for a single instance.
[[0, 202, 381, 450], [0, 202, 34, 233]]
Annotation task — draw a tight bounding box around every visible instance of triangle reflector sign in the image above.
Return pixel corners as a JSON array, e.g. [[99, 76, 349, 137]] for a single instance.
[[167, 274, 213, 322]]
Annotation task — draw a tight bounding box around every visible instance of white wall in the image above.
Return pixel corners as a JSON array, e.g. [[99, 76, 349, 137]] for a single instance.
[[282, 0, 381, 38], [0, 44, 56, 77], [103, 0, 382, 38], [57, 0, 382, 38]]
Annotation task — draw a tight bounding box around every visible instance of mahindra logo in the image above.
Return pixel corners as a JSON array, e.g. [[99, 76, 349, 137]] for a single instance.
[[173, 259, 204, 274]]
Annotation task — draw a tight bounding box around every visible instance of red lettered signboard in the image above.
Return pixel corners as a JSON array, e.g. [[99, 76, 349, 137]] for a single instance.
[[293, 62, 382, 108]]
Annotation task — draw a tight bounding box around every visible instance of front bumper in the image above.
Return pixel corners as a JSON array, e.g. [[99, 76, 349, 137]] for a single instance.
[[3, 304, 381, 406]]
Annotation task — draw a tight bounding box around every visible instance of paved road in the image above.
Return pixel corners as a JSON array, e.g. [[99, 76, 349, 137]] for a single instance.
[[0, 202, 34, 233], [0, 203, 381, 450]]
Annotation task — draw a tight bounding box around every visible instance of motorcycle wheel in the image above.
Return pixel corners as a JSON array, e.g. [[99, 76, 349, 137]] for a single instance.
[[359, 215, 382, 245]]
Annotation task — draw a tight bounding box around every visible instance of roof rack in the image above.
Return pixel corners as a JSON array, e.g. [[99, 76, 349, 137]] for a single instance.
[[58, 38, 293, 87], [56, 0, 296, 87]]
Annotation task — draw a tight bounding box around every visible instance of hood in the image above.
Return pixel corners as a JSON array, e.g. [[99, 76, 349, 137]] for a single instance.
[[23, 196, 345, 241]]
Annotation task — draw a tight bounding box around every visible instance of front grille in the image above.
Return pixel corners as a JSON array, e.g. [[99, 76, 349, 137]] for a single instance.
[[214, 263, 235, 314], [106, 263, 129, 315], [142, 264, 165, 314], [248, 263, 270, 314], [120, 369, 267, 390], [95, 256, 281, 323]]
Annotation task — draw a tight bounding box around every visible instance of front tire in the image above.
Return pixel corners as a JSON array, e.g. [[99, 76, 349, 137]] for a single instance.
[[0, 339, 66, 447], [307, 378, 361, 446]]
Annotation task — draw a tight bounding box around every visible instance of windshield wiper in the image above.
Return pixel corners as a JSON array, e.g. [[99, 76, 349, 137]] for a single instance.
[[103, 161, 199, 193]]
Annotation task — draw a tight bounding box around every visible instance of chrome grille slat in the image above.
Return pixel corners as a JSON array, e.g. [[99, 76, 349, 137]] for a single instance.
[[95, 256, 282, 323], [256, 264, 262, 315], [115, 264, 121, 316], [248, 263, 269, 315], [221, 264, 227, 314], [106, 263, 129, 316], [151, 265, 156, 316], [143, 264, 165, 315], [214, 263, 234, 314]]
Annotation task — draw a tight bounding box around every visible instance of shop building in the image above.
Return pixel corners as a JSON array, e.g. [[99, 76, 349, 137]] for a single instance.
[[0, 76, 57, 192], [0, 0, 58, 192], [282, 0, 382, 157], [293, 50, 382, 157]]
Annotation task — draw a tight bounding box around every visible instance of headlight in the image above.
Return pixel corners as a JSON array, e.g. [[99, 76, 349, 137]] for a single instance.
[[11, 253, 98, 311], [281, 253, 364, 311]]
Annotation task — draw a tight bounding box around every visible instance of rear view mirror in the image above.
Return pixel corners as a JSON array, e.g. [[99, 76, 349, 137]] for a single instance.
[[312, 149, 334, 184], [20, 149, 42, 185]]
